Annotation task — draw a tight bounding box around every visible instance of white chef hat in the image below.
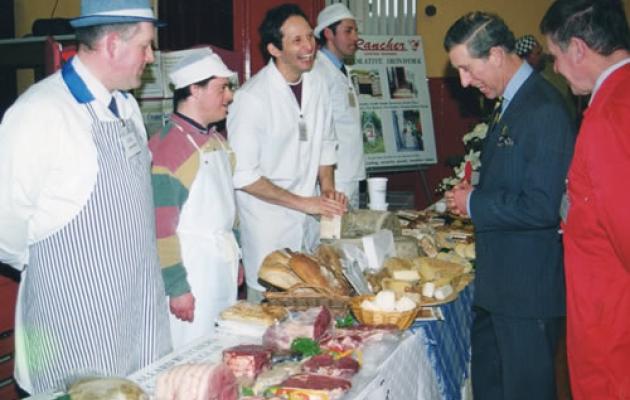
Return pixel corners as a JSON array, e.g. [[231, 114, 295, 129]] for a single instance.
[[314, 3, 356, 39], [168, 48, 235, 90]]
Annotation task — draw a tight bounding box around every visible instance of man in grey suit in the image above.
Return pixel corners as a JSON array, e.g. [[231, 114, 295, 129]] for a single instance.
[[443, 12, 575, 400]]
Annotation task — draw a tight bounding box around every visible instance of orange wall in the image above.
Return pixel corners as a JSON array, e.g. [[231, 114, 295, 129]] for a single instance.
[[418, 0, 630, 78], [13, 0, 157, 92], [13, 0, 79, 92], [14, 0, 79, 36], [14, 0, 630, 81]]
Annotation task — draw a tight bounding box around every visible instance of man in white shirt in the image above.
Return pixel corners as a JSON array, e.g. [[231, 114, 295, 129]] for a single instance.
[[0, 0, 171, 394], [227, 4, 347, 300], [312, 3, 365, 208]]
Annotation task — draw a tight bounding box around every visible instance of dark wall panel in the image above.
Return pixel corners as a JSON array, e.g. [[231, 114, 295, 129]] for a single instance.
[[0, 0, 16, 118], [158, 0, 233, 51]]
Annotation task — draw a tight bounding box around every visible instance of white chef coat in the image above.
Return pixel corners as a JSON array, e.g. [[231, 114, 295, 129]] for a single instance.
[[0, 56, 147, 270], [227, 59, 337, 291], [313, 49, 365, 205]]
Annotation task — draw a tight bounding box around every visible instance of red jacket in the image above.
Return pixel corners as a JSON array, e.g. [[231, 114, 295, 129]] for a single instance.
[[563, 63, 630, 399]]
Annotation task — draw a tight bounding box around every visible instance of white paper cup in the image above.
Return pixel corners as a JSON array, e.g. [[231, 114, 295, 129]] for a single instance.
[[367, 177, 388, 205]]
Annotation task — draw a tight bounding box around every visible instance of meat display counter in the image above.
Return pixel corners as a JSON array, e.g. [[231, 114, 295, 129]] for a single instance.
[[25, 286, 473, 400]]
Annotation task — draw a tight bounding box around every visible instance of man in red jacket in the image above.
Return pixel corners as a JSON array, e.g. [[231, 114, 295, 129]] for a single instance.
[[541, 1, 630, 398]]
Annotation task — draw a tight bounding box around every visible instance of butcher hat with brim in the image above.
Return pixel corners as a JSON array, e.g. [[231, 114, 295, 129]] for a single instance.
[[169, 48, 235, 90], [314, 3, 357, 38], [70, 0, 166, 28]]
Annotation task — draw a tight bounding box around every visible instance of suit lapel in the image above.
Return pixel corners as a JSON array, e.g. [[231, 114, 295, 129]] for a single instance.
[[477, 73, 539, 187]]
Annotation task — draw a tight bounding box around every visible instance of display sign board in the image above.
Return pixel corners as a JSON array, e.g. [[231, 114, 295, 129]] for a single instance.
[[351, 35, 437, 169]]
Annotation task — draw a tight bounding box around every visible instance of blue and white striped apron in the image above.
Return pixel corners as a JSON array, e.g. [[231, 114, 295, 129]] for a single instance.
[[14, 103, 171, 394]]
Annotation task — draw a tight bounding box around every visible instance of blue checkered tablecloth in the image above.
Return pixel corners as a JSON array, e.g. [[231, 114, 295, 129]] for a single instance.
[[410, 284, 474, 400]]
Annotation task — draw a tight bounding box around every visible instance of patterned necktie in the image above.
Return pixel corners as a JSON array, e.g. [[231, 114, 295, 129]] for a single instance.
[[489, 97, 503, 129], [340, 64, 348, 77], [108, 97, 119, 118]]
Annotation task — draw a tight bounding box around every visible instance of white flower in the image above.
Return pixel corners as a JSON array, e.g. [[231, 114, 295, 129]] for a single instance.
[[464, 149, 481, 170], [436, 123, 487, 193], [462, 122, 488, 145], [454, 161, 465, 178]]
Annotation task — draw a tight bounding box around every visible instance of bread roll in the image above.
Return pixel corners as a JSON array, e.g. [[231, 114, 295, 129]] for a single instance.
[[288, 254, 329, 287]]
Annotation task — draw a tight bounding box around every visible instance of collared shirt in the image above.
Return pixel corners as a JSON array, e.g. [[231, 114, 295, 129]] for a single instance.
[[501, 61, 533, 114], [173, 111, 211, 133], [0, 56, 147, 269], [590, 57, 630, 105], [320, 46, 344, 69]]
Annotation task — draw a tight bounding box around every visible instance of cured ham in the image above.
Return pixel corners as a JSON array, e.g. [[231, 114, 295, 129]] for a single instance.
[[154, 363, 238, 400]]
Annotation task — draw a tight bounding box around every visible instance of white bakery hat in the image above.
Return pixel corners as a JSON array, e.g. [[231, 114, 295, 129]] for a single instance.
[[168, 48, 235, 90], [314, 3, 356, 39]]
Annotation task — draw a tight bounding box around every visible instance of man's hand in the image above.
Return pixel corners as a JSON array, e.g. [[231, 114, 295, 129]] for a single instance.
[[322, 189, 348, 206], [445, 181, 472, 217], [241, 177, 347, 217], [169, 293, 195, 322], [302, 194, 348, 217]]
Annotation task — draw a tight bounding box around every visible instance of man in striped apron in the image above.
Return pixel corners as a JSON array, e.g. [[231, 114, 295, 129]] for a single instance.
[[0, 0, 171, 395]]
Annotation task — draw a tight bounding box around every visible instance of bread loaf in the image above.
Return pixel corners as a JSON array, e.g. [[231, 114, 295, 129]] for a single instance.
[[67, 378, 147, 400], [315, 245, 353, 295], [220, 301, 287, 326], [288, 254, 330, 287], [258, 250, 302, 290]]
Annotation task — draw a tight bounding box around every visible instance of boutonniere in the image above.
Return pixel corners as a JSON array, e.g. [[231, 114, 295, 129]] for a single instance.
[[497, 125, 514, 147]]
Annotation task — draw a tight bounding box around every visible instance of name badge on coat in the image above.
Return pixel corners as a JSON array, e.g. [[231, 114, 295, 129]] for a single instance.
[[299, 117, 308, 141], [120, 124, 141, 160], [348, 87, 356, 108]]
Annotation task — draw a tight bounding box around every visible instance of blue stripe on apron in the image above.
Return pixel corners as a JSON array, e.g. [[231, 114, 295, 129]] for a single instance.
[[21, 104, 171, 393]]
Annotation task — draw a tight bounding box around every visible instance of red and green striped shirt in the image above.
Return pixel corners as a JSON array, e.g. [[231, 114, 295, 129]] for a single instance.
[[149, 113, 235, 297]]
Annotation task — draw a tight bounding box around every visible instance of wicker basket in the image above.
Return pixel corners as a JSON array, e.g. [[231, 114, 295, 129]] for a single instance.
[[264, 284, 350, 315], [350, 295, 419, 330]]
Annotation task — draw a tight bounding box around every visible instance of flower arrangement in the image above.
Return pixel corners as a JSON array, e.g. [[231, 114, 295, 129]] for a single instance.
[[436, 122, 488, 193]]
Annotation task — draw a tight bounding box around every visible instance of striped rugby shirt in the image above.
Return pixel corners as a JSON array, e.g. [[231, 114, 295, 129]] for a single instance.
[[149, 112, 235, 297]]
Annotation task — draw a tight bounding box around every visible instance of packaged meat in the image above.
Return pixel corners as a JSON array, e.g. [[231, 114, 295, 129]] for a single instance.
[[263, 307, 332, 351], [153, 362, 238, 400], [222, 344, 273, 381], [319, 333, 364, 353], [276, 373, 352, 400], [302, 354, 360, 379], [252, 361, 301, 395]]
